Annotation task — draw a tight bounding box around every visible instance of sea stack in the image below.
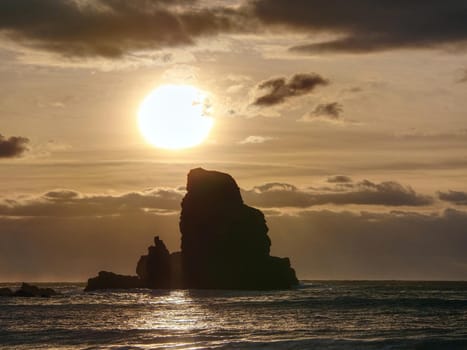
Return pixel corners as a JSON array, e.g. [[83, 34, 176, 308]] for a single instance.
[[180, 168, 298, 289], [85, 168, 298, 290]]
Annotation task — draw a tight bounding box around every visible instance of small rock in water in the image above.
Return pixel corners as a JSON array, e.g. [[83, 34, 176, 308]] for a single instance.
[[0, 287, 13, 297], [13, 283, 59, 298], [85, 271, 142, 291]]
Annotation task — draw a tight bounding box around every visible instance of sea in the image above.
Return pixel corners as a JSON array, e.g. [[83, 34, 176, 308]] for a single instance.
[[0, 281, 466, 350]]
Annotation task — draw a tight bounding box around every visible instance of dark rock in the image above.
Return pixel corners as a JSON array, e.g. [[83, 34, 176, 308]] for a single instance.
[[13, 283, 59, 297], [84, 168, 298, 291], [168, 252, 183, 289], [180, 168, 298, 289], [85, 271, 142, 291], [0, 287, 13, 297], [136, 236, 171, 288]]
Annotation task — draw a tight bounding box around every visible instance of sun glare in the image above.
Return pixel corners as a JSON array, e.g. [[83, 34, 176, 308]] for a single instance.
[[138, 85, 214, 150]]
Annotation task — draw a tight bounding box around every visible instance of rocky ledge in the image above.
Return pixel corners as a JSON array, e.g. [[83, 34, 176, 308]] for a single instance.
[[85, 168, 298, 291]]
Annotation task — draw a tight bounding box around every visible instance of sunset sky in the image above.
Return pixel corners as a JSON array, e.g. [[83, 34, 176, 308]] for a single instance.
[[1, 0, 467, 281]]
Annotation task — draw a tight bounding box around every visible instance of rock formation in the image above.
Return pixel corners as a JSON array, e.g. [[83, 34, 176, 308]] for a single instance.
[[136, 236, 171, 288], [85, 271, 142, 291], [86, 237, 182, 291], [85, 168, 298, 291], [0, 287, 13, 297], [180, 168, 298, 289], [0, 283, 59, 297]]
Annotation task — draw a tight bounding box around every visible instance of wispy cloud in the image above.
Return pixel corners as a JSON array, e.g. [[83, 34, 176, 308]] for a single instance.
[[239, 135, 273, 144]]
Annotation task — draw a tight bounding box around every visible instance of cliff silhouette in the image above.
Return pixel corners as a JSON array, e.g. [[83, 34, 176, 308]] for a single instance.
[[85, 168, 298, 291]]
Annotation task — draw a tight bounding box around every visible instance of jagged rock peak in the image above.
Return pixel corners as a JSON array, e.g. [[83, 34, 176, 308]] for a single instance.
[[151, 236, 170, 257]]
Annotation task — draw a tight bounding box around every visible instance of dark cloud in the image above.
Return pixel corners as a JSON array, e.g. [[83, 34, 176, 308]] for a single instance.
[[0, 0, 244, 58], [44, 190, 81, 201], [3, 1, 466, 58], [438, 190, 467, 205], [268, 208, 467, 280], [251, 0, 467, 53], [0, 134, 29, 158], [0, 212, 180, 281], [253, 73, 329, 106], [0, 185, 464, 281], [310, 102, 343, 120], [242, 179, 433, 208], [1, 207, 466, 281], [327, 175, 352, 183]]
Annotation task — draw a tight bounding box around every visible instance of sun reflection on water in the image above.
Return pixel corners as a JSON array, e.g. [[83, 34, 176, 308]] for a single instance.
[[131, 290, 211, 332]]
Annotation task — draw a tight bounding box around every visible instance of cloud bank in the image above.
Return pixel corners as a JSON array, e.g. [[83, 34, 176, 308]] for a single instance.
[[243, 179, 433, 208], [2, 1, 467, 59], [0, 177, 435, 221], [1, 1, 467, 58], [269, 208, 467, 280], [0, 188, 184, 217], [0, 180, 465, 281], [1, 207, 466, 281]]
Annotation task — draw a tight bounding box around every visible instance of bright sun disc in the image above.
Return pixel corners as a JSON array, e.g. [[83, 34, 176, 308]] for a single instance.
[[138, 85, 214, 150]]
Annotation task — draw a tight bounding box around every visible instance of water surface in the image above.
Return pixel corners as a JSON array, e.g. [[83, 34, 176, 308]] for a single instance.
[[1, 281, 466, 349]]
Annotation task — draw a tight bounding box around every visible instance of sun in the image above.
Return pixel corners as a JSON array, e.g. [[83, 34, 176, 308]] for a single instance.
[[138, 85, 214, 150]]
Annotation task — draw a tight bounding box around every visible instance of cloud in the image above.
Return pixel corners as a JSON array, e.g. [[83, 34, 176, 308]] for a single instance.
[[0, 211, 181, 281], [0, 184, 464, 281], [438, 190, 467, 205], [327, 175, 352, 183], [0, 178, 434, 219], [3, 1, 467, 59], [302, 102, 343, 122], [0, 0, 244, 58], [2, 207, 466, 281], [253, 182, 298, 192], [253, 73, 329, 106], [313, 102, 343, 118], [242, 179, 433, 208], [0, 0, 467, 58], [268, 208, 467, 280], [239, 135, 273, 144], [0, 188, 184, 217], [0, 134, 29, 158], [251, 0, 467, 53], [44, 190, 81, 201]]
